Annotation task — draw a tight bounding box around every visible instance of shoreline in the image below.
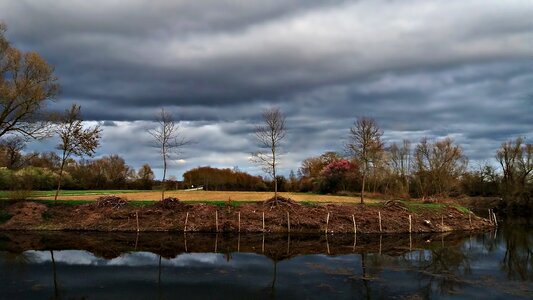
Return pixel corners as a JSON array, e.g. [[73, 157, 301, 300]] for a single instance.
[[0, 200, 494, 233]]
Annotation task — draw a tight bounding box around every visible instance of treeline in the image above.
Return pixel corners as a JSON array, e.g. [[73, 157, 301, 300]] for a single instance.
[[0, 143, 277, 192], [0, 141, 156, 190], [292, 136, 532, 205], [183, 167, 268, 191], [0, 139, 271, 192]]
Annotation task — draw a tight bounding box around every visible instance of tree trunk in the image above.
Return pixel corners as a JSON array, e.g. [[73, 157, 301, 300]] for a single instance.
[[161, 155, 167, 201], [273, 149, 277, 200], [54, 156, 67, 202], [360, 172, 366, 204], [274, 172, 278, 200]]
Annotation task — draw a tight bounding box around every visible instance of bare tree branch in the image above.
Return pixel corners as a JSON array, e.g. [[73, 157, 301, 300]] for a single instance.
[[148, 108, 191, 200], [346, 116, 384, 203], [251, 107, 286, 201]]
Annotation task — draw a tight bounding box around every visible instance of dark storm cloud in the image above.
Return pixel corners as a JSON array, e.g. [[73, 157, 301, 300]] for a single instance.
[[3, 0, 533, 177]]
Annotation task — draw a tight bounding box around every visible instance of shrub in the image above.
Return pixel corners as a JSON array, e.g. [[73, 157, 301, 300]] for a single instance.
[[0, 168, 13, 190], [8, 189, 33, 201], [14, 167, 58, 190]]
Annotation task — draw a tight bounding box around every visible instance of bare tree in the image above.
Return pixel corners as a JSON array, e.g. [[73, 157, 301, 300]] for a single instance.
[[496, 137, 533, 195], [251, 107, 286, 201], [137, 163, 155, 189], [148, 108, 190, 200], [413, 137, 467, 199], [346, 117, 384, 204], [388, 139, 412, 196], [0, 23, 59, 140], [0, 135, 26, 169], [54, 104, 101, 201]]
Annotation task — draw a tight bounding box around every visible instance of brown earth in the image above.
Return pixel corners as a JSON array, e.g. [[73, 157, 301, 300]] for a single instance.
[[0, 200, 493, 233]]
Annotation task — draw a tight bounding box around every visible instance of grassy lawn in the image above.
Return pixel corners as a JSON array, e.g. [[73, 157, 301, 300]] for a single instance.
[[398, 200, 470, 214]]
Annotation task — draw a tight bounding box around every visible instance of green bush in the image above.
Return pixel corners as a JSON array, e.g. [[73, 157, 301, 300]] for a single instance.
[[14, 167, 58, 190], [8, 189, 34, 201], [0, 168, 13, 190]]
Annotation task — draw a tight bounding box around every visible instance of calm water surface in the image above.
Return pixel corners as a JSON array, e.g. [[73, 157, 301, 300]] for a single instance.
[[0, 220, 531, 299]]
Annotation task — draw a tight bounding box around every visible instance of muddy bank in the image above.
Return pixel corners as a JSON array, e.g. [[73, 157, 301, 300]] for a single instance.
[[0, 230, 480, 260], [0, 200, 493, 233]]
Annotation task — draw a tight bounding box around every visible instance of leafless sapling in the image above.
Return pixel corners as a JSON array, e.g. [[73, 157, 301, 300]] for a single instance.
[[251, 107, 286, 202], [148, 108, 190, 200]]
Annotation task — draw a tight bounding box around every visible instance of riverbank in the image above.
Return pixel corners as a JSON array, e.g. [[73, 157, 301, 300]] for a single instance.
[[0, 199, 493, 233]]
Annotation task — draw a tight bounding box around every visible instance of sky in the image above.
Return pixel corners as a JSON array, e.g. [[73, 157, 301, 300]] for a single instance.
[[0, 0, 532, 179]]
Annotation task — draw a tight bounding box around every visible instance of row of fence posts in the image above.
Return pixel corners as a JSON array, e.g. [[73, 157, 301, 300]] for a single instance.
[[130, 209, 499, 255], [131, 227, 428, 255], [487, 208, 498, 226], [142, 232, 416, 256], [132, 208, 494, 233]]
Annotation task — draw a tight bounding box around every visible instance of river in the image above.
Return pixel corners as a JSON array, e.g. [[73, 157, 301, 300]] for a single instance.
[[0, 219, 531, 299]]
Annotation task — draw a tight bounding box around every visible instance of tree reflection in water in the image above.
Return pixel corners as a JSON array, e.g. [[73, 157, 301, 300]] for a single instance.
[[50, 250, 59, 300], [412, 245, 471, 296], [501, 219, 533, 281], [360, 239, 472, 297]]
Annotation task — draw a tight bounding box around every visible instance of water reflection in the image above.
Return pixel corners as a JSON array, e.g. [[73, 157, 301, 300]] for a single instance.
[[0, 222, 532, 299]]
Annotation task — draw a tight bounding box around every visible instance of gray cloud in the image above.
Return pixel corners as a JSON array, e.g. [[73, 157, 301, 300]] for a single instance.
[[3, 0, 533, 178]]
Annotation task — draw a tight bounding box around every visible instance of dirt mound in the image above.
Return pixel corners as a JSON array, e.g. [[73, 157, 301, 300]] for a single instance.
[[3, 202, 47, 228], [262, 195, 298, 206], [153, 197, 182, 209], [95, 195, 129, 208], [0, 200, 494, 233]]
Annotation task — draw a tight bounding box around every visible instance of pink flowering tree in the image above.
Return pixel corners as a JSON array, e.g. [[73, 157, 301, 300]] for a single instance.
[[319, 160, 359, 193]]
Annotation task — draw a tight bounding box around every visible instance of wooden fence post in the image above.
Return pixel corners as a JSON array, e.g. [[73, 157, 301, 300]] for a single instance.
[[215, 210, 219, 232], [184, 212, 189, 232], [287, 211, 290, 233], [136, 211, 140, 232], [352, 215, 356, 235], [378, 211, 382, 232], [325, 212, 330, 234]]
